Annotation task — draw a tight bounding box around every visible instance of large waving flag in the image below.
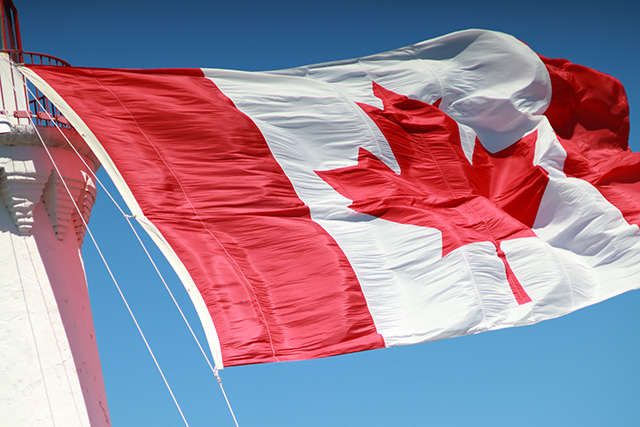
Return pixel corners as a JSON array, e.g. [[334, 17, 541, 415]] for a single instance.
[[21, 29, 640, 368]]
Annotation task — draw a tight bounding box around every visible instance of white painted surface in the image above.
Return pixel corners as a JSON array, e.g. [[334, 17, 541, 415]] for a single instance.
[[0, 143, 109, 426], [0, 53, 30, 126]]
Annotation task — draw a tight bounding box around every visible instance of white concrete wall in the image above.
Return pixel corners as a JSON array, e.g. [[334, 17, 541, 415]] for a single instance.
[[0, 143, 109, 426]]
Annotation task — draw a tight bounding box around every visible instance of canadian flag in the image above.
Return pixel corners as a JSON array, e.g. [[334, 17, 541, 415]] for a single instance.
[[23, 29, 640, 368]]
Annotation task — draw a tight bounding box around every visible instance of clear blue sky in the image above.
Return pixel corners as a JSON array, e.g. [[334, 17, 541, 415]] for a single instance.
[[20, 1, 640, 426]]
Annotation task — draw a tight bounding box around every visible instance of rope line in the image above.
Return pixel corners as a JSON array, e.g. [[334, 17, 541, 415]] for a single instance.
[[27, 102, 191, 427], [24, 240, 84, 424], [15, 59, 241, 425], [22, 66, 225, 378], [6, 62, 195, 425], [214, 368, 240, 427]]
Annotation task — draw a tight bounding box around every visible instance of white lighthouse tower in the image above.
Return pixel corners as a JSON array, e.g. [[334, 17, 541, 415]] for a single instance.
[[0, 1, 110, 425]]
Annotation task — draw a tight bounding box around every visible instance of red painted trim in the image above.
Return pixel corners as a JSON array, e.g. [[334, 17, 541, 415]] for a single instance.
[[10, 1, 22, 54], [13, 110, 31, 118], [1, 0, 8, 53]]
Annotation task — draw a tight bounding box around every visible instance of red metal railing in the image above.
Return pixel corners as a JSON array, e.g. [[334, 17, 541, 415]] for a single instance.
[[0, 0, 72, 128], [1, 49, 72, 128], [5, 49, 70, 67]]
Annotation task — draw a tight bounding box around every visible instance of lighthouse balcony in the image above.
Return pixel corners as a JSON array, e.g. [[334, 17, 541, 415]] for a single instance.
[[0, 50, 72, 129], [0, 50, 98, 168]]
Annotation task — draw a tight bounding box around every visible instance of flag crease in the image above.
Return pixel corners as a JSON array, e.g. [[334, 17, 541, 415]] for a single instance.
[[21, 29, 640, 368]]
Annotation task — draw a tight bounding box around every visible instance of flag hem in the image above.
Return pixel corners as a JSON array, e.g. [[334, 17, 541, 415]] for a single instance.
[[19, 64, 226, 369]]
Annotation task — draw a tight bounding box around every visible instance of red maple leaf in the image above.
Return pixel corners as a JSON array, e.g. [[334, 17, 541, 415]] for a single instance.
[[317, 82, 550, 305]]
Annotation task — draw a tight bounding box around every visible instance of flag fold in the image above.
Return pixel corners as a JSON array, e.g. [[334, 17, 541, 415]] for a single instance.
[[21, 29, 640, 368]]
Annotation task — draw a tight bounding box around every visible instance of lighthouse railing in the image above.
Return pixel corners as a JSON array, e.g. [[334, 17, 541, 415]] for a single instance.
[[0, 49, 71, 128]]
